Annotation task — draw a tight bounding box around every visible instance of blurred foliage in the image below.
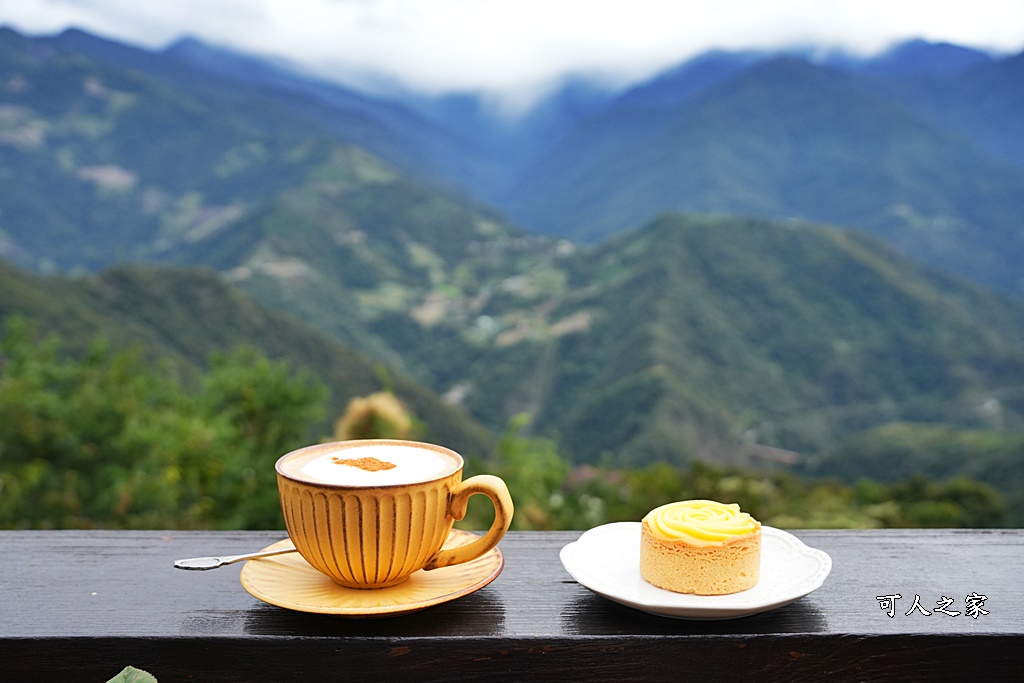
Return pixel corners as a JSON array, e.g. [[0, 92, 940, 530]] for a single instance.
[[334, 391, 421, 441], [460, 415, 1010, 531], [806, 422, 1024, 526], [0, 321, 1012, 531], [0, 317, 325, 529]]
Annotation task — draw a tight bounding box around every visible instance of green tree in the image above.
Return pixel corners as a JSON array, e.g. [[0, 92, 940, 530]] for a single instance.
[[200, 346, 327, 528], [460, 415, 573, 530], [0, 318, 327, 530]]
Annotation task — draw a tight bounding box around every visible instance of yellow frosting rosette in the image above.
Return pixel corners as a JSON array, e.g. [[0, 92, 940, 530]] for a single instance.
[[642, 499, 760, 546]]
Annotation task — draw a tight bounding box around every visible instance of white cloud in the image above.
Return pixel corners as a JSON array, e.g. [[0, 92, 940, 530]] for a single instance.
[[3, 0, 1023, 106]]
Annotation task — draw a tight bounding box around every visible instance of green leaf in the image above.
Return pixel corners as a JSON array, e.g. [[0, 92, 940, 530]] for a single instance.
[[105, 665, 158, 683]]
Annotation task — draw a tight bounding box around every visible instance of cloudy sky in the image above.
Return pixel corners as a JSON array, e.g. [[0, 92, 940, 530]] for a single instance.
[[3, 0, 1023, 108]]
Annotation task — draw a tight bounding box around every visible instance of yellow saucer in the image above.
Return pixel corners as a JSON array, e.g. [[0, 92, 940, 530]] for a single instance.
[[240, 529, 504, 617]]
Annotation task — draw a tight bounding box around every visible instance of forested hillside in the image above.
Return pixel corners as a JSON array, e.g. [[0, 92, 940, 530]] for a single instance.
[[0, 260, 494, 456], [1, 304, 1012, 529]]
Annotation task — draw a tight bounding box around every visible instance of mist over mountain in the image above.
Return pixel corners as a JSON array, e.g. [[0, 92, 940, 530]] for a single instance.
[[848, 39, 995, 76]]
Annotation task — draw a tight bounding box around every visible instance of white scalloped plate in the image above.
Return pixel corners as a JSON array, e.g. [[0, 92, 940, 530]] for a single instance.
[[560, 522, 831, 619]]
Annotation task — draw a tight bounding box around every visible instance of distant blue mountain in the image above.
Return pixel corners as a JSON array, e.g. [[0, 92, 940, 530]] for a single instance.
[[498, 43, 1024, 294]]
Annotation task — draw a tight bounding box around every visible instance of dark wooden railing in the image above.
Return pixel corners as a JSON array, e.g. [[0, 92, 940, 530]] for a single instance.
[[2, 529, 1021, 681]]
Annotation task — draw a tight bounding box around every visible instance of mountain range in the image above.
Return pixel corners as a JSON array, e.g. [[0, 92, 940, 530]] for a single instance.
[[1, 26, 1023, 481], [4, 28, 1022, 294], [503, 49, 1024, 296]]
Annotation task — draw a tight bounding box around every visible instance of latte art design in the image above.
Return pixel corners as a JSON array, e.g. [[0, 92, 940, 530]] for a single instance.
[[643, 499, 759, 546], [333, 455, 396, 472]]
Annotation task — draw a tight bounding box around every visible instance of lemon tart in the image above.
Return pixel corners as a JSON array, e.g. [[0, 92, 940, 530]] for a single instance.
[[640, 499, 761, 595]]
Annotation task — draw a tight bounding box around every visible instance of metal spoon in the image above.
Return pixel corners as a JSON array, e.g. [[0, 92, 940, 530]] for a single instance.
[[174, 543, 297, 570]]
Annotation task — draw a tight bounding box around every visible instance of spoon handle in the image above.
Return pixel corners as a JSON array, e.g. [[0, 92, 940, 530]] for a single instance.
[[174, 544, 297, 570]]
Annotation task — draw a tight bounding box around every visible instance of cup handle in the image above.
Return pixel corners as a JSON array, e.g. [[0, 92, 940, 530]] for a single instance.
[[425, 474, 514, 570]]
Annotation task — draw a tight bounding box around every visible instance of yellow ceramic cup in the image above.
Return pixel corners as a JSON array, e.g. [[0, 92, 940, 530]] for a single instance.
[[275, 439, 514, 589]]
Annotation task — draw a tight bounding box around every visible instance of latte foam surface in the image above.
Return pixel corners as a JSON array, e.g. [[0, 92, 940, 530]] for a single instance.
[[283, 443, 459, 486]]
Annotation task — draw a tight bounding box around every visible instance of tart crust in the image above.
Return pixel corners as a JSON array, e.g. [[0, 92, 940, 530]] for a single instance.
[[640, 521, 761, 595]]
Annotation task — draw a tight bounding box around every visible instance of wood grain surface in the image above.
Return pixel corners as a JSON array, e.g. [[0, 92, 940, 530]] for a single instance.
[[1, 529, 1021, 681]]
